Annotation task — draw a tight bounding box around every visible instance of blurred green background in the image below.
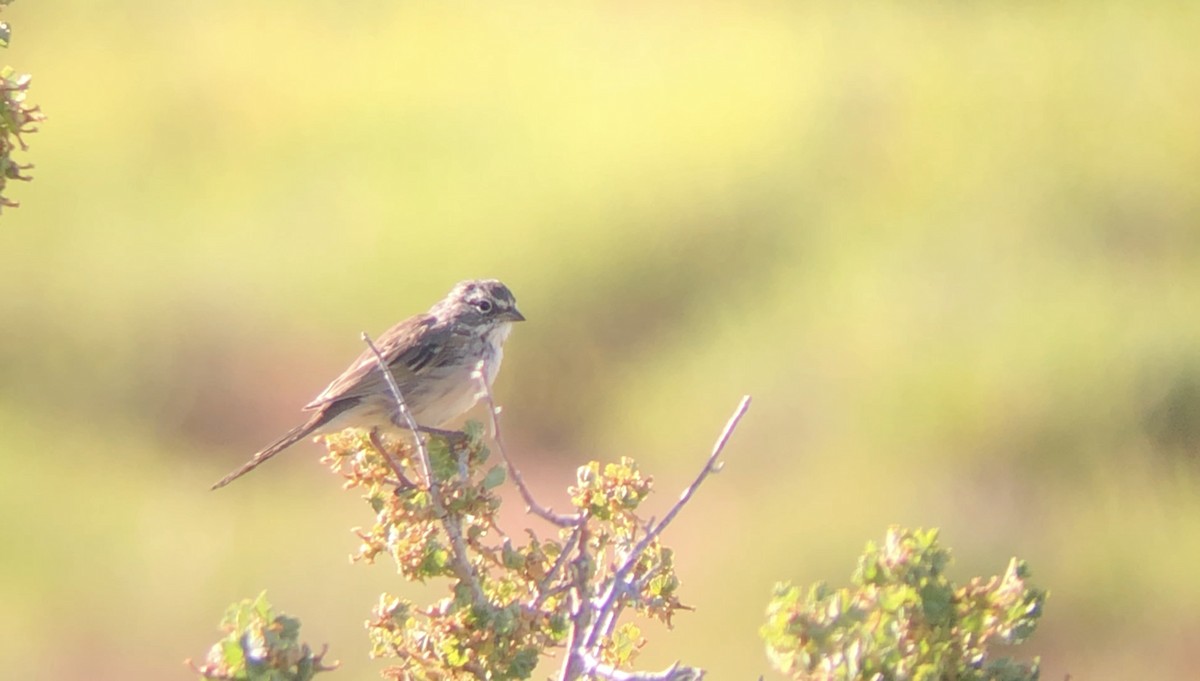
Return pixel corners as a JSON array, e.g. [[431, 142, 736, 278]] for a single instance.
[[3, 1, 1200, 678]]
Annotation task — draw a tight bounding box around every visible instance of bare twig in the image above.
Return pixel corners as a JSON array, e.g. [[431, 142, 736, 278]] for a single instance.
[[473, 359, 582, 527], [441, 516, 488, 605], [620, 397, 749, 576], [582, 655, 702, 681], [582, 396, 752, 653], [311, 644, 341, 672], [362, 332, 488, 608], [362, 332, 432, 486], [627, 395, 751, 565], [367, 428, 416, 488], [535, 523, 585, 609], [559, 524, 595, 681]]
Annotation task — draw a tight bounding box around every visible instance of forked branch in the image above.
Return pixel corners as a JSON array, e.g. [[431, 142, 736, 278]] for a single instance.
[[565, 396, 752, 680], [474, 359, 583, 527]]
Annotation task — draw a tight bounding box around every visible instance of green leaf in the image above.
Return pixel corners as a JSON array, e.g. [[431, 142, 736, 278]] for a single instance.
[[762, 527, 1044, 681], [505, 647, 540, 679], [427, 438, 457, 481], [0, 22, 10, 49], [252, 591, 273, 621], [920, 583, 954, 626], [462, 419, 485, 442], [276, 614, 302, 642], [501, 540, 525, 569], [482, 464, 506, 489], [548, 613, 570, 641], [442, 639, 469, 667], [609, 623, 643, 665], [221, 638, 245, 667]]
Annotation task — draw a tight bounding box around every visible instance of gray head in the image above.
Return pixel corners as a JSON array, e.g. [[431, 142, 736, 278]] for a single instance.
[[433, 279, 525, 325]]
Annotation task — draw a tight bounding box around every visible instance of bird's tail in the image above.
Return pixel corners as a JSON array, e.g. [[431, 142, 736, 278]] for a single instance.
[[210, 420, 319, 490]]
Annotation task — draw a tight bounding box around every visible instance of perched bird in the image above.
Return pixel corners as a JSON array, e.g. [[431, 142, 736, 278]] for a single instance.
[[211, 279, 524, 490]]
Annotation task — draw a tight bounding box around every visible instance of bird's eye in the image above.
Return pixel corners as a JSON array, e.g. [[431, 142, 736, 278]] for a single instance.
[[474, 299, 494, 313]]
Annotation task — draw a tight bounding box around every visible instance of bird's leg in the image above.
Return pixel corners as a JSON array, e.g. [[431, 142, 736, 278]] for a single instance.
[[403, 424, 469, 444]]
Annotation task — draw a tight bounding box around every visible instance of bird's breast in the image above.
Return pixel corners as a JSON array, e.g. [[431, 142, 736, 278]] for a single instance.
[[410, 324, 510, 426]]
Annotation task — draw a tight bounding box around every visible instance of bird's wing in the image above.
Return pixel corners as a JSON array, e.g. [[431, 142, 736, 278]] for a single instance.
[[303, 313, 453, 410]]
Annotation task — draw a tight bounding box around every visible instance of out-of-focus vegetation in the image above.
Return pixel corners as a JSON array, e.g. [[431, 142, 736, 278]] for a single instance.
[[246, 425, 696, 680], [0, 0, 43, 210], [2, 1, 1199, 680], [191, 592, 337, 681], [763, 528, 1044, 681]]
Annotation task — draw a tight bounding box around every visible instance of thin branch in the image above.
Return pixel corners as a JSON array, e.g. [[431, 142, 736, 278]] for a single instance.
[[535, 523, 585, 609], [441, 515, 488, 605], [633, 396, 750, 561], [367, 428, 417, 488], [592, 553, 672, 648], [559, 524, 595, 681], [362, 332, 431, 485], [581, 654, 702, 681], [584, 396, 752, 652], [362, 332, 488, 608], [473, 359, 582, 527]]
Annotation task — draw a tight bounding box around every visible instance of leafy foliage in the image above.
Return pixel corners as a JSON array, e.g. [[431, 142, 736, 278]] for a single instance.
[[190, 592, 338, 681], [0, 0, 42, 211], [319, 427, 686, 680], [192, 409, 1050, 679], [761, 527, 1046, 681]]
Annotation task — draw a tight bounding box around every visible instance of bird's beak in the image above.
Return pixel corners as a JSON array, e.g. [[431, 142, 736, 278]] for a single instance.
[[504, 307, 526, 322]]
